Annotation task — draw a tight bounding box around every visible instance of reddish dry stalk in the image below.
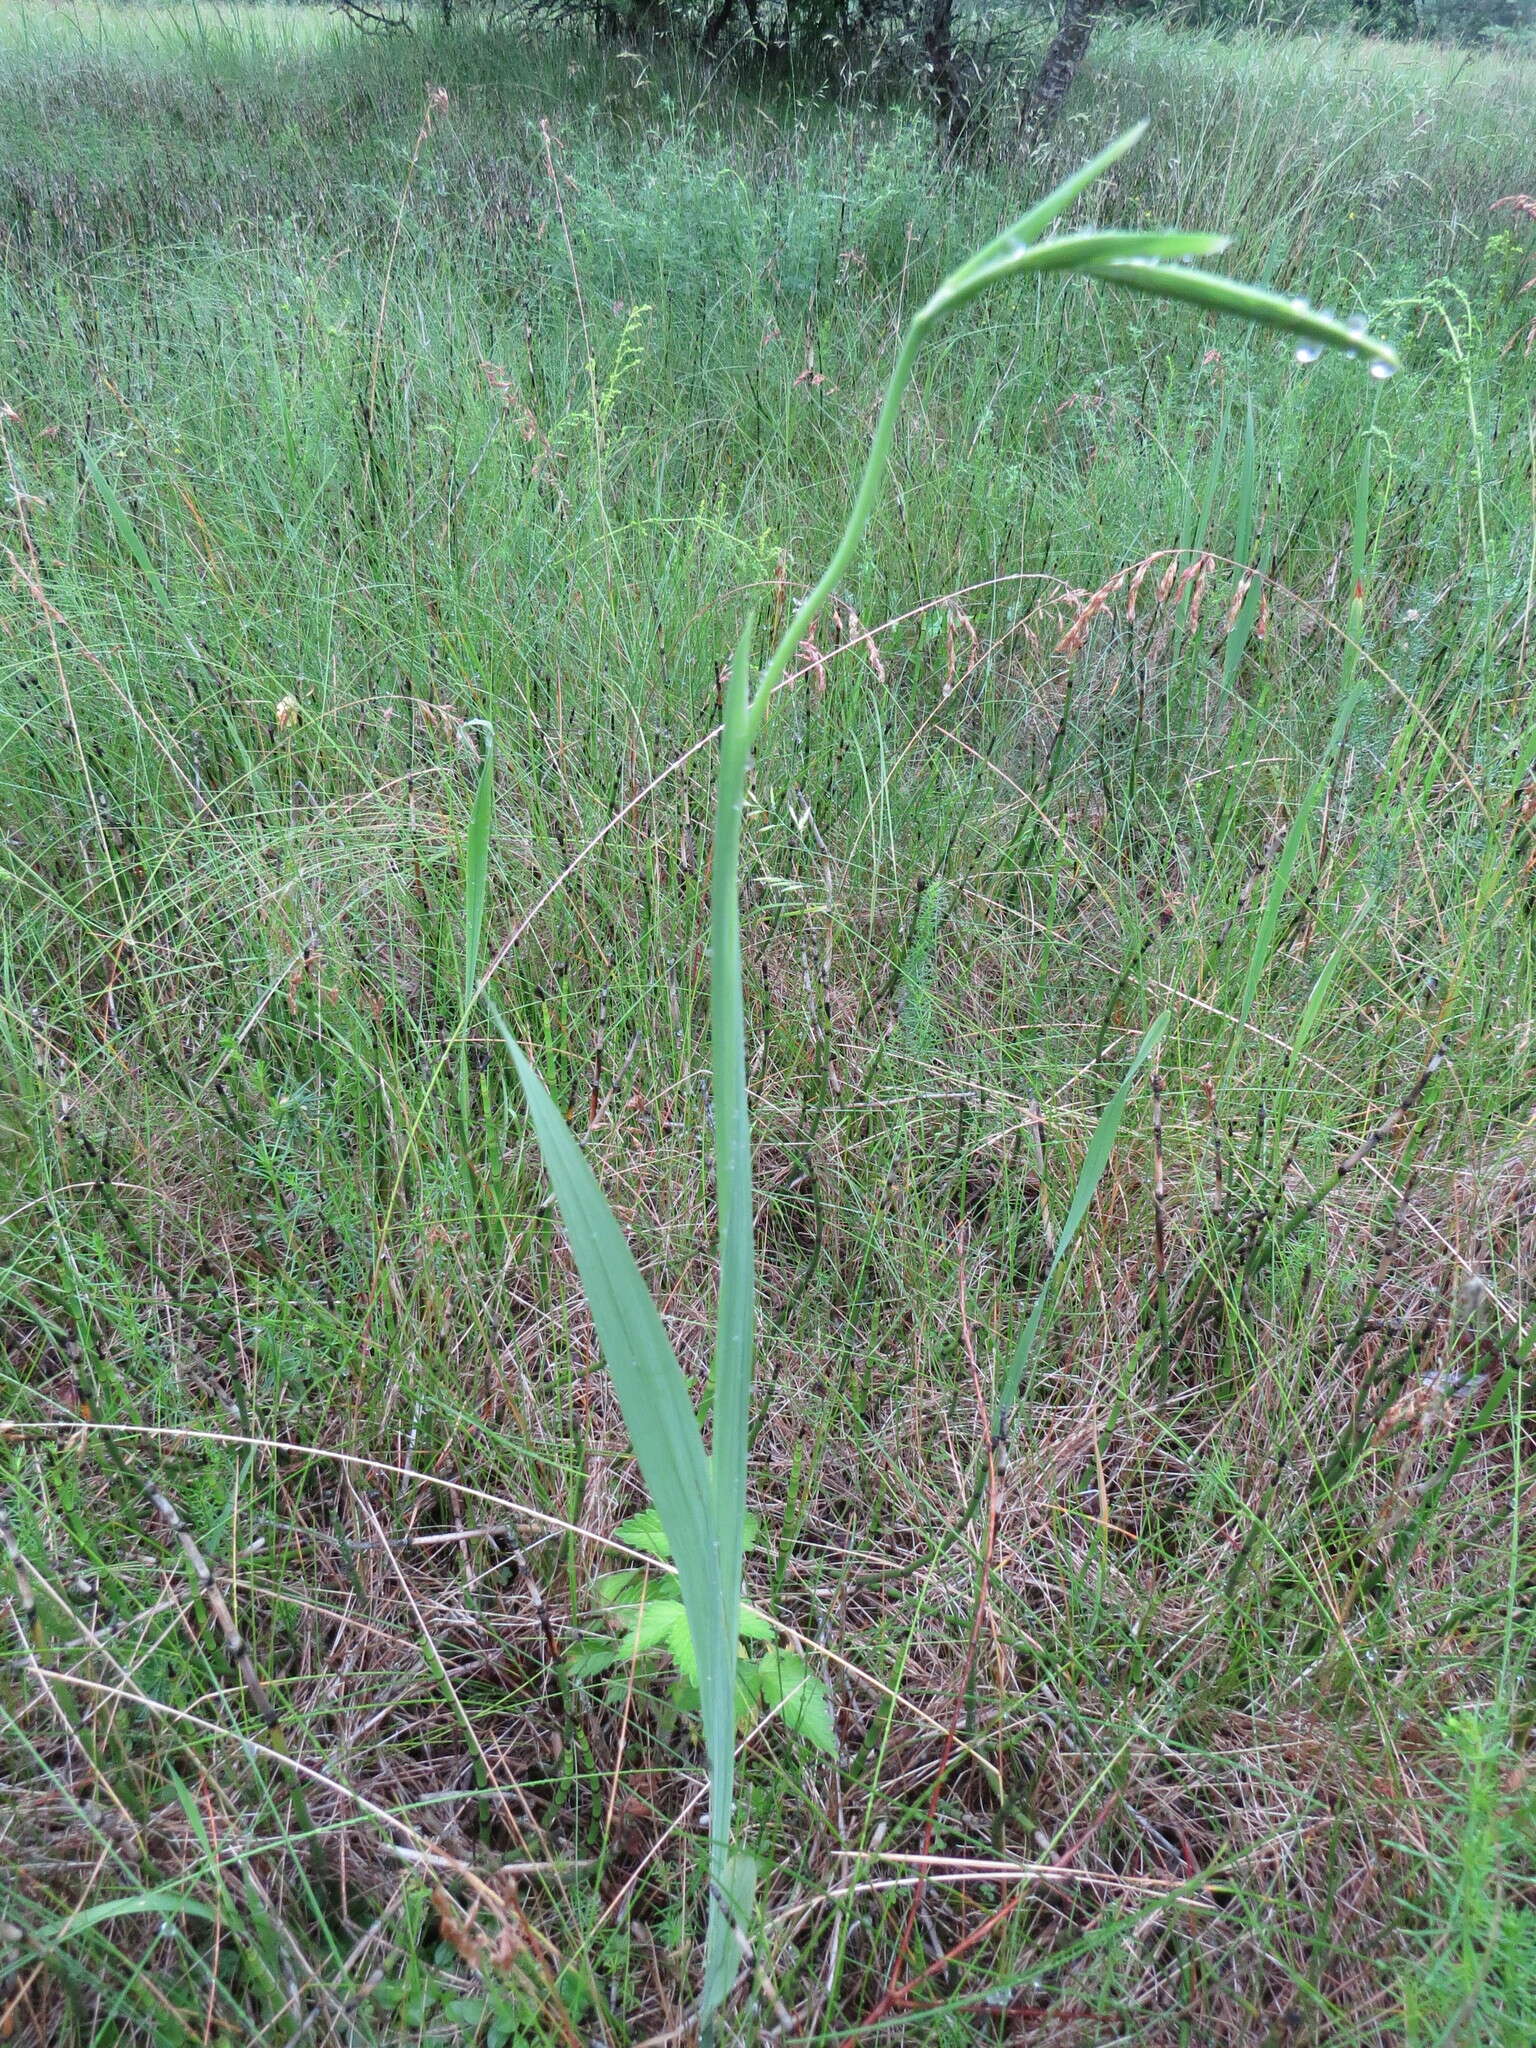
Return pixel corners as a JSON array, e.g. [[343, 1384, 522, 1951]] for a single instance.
[[840, 1790, 1122, 2036]]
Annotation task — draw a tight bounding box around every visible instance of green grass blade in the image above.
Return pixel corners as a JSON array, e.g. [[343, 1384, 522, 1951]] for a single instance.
[[1026, 229, 1229, 271], [79, 441, 176, 614], [1233, 690, 1361, 1048], [994, 1012, 1169, 1429], [30, 1891, 221, 1941], [461, 723, 495, 1122], [462, 723, 494, 1021]]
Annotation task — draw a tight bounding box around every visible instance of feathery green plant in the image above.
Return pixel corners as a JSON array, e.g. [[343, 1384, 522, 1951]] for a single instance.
[[467, 123, 1398, 2033]]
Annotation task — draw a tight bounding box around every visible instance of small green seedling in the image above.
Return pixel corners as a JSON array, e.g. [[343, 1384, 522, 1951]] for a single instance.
[[568, 1511, 837, 1757], [469, 122, 1397, 2037]]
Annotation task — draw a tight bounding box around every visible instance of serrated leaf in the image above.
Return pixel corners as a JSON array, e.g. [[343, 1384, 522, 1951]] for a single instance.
[[667, 1607, 699, 1684], [618, 1599, 686, 1661], [614, 1508, 672, 1559], [594, 1570, 649, 1611], [737, 1602, 776, 1642], [565, 1643, 623, 1680], [757, 1651, 838, 1756], [785, 1682, 837, 1756], [735, 1666, 762, 1727], [755, 1648, 803, 1709]]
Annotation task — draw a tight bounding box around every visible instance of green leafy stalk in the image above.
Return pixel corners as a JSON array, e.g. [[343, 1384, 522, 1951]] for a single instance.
[[482, 124, 1397, 2036], [698, 618, 762, 2015]]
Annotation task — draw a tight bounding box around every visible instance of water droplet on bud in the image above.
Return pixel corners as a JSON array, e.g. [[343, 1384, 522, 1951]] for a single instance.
[[1368, 359, 1396, 380], [1294, 342, 1323, 364]]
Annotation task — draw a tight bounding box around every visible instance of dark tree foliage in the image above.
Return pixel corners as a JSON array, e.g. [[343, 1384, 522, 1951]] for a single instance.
[[328, 0, 1536, 167]]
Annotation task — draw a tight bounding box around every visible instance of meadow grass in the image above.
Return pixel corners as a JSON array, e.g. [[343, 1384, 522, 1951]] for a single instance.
[[1, 5, 1534, 2042]]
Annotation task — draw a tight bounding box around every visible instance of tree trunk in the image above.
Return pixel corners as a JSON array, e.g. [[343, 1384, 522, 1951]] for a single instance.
[[1019, 0, 1104, 145], [924, 0, 972, 162], [701, 0, 768, 48]]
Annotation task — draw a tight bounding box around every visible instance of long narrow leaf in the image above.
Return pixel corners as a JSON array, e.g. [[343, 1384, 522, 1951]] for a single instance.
[[709, 623, 759, 1563], [486, 1004, 722, 1661], [1086, 260, 1399, 373], [31, 1891, 221, 1942], [1007, 121, 1149, 245]]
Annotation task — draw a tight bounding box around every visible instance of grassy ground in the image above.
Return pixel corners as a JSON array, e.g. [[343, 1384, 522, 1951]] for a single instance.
[[2, 5, 1535, 2041]]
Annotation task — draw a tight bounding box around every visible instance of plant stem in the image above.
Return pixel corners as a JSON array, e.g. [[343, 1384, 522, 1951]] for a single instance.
[[699, 624, 758, 2024]]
